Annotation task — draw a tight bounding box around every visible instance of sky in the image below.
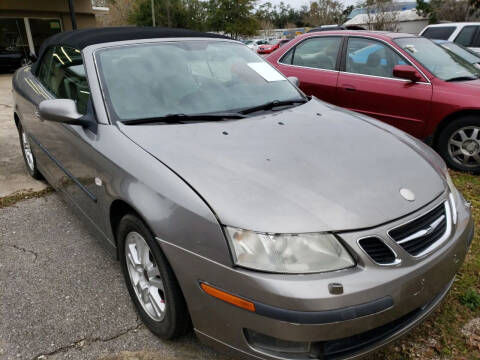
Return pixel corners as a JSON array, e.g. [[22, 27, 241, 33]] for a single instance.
[[258, 0, 359, 9]]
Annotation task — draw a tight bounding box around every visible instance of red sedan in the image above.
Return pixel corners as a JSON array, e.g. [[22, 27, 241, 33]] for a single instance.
[[257, 39, 290, 55], [267, 31, 480, 173]]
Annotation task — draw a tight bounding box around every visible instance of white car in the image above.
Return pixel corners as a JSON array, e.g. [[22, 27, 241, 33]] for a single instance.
[[247, 39, 268, 51], [419, 22, 480, 54]]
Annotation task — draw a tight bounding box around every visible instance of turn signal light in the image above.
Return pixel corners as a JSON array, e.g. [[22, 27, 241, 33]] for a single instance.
[[200, 282, 256, 312]]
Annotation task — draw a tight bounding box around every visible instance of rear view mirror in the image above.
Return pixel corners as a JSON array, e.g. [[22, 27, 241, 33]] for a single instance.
[[39, 99, 92, 127], [288, 76, 300, 87], [393, 65, 422, 83]]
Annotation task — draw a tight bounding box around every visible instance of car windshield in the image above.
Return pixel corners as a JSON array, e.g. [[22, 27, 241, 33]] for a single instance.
[[268, 39, 281, 45], [395, 37, 480, 81], [441, 42, 480, 64], [95, 40, 303, 122]]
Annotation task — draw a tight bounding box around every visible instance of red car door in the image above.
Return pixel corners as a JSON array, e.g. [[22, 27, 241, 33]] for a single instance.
[[272, 36, 343, 105], [337, 36, 433, 137]]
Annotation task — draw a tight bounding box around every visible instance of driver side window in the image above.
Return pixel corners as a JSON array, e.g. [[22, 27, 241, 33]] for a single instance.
[[37, 46, 90, 114], [346, 38, 406, 79]]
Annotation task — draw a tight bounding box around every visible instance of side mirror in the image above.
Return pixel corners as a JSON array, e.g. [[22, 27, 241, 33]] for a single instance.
[[39, 99, 91, 127], [393, 65, 422, 83], [287, 76, 300, 87]]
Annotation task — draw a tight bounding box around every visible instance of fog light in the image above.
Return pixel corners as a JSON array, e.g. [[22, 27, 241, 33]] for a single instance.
[[244, 329, 310, 355]]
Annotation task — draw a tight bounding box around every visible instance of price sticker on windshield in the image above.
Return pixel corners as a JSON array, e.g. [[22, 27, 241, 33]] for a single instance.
[[247, 62, 286, 82]]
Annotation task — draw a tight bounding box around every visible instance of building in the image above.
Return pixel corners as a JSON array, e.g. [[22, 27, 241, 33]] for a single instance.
[[344, 1, 428, 34], [0, 0, 108, 60]]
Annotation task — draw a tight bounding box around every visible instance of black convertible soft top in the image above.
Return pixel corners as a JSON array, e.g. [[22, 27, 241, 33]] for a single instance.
[[31, 26, 231, 75]]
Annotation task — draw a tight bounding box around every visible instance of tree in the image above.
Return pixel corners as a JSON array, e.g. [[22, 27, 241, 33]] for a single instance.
[[417, 0, 480, 23], [362, 0, 400, 31], [96, 0, 135, 27], [206, 0, 259, 39], [128, 0, 207, 30], [302, 0, 345, 27]]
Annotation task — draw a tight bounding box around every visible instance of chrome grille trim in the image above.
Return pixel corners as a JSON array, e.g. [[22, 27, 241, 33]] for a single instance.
[[388, 201, 452, 258]]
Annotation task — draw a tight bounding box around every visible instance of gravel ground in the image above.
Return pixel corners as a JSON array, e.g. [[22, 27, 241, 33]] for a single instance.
[[0, 194, 232, 360]]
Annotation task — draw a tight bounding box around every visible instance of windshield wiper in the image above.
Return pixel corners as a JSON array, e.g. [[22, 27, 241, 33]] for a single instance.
[[122, 112, 247, 125], [445, 75, 479, 82], [239, 98, 308, 115]]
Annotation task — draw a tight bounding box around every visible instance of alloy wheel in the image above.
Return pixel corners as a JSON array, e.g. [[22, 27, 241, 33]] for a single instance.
[[125, 231, 166, 322], [448, 126, 480, 168], [22, 130, 35, 171]]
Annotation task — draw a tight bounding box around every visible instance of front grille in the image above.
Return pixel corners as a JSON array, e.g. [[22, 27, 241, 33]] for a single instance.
[[389, 202, 448, 256], [358, 237, 396, 264], [322, 306, 422, 359]]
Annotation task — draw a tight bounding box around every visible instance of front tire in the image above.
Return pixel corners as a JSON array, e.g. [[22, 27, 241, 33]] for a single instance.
[[17, 122, 42, 179], [438, 116, 480, 174], [118, 214, 190, 339]]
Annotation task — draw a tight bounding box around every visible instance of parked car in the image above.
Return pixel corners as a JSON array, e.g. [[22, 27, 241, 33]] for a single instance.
[[13, 27, 473, 360], [434, 39, 480, 69], [420, 22, 480, 55], [267, 30, 480, 173], [257, 38, 290, 54], [0, 49, 23, 72], [307, 24, 365, 33], [247, 39, 268, 51]]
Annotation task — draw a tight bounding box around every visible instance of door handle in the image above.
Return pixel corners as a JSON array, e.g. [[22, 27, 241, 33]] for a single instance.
[[342, 85, 356, 92]]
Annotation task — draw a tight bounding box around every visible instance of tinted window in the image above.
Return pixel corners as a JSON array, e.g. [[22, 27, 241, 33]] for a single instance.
[[422, 26, 456, 40], [37, 47, 54, 86], [455, 26, 479, 47], [290, 37, 342, 70], [46, 46, 89, 114], [346, 38, 406, 78]]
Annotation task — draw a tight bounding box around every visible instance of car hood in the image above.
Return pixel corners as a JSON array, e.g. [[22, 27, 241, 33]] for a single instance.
[[119, 99, 445, 233]]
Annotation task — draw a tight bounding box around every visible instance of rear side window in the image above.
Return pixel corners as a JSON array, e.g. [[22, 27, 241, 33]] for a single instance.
[[45, 46, 90, 114], [455, 26, 480, 47], [283, 37, 342, 71], [422, 26, 456, 40], [346, 38, 406, 79]]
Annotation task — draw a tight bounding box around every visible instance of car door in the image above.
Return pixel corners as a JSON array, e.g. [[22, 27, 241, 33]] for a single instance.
[[18, 47, 59, 182], [276, 36, 343, 105], [337, 37, 433, 137], [454, 25, 480, 55], [32, 45, 104, 226]]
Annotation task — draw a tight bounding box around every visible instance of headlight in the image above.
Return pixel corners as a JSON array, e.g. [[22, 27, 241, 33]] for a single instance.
[[446, 172, 458, 225], [225, 227, 355, 274]]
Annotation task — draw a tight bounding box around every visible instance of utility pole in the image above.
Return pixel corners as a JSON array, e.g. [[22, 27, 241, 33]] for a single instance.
[[166, 0, 171, 27], [151, 0, 156, 26], [68, 0, 78, 30]]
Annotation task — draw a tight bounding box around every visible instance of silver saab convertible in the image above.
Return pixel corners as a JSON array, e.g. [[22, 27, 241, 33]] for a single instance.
[[12, 27, 474, 360]]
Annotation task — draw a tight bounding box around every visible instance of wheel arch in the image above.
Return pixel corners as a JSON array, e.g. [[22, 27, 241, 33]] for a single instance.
[[109, 197, 193, 327], [433, 109, 480, 149], [13, 112, 20, 129], [109, 198, 149, 257]]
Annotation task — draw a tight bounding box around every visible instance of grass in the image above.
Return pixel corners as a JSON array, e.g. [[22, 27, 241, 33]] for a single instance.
[[0, 187, 52, 209], [369, 171, 480, 360]]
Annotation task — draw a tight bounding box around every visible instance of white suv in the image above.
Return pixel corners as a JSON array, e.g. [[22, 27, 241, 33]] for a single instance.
[[419, 22, 480, 54]]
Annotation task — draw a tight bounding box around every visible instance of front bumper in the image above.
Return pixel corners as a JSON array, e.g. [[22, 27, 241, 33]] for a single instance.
[[160, 194, 473, 360]]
